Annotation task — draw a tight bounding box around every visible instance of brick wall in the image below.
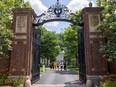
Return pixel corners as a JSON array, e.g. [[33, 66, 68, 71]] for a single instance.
[[82, 7, 108, 75], [0, 59, 10, 75]]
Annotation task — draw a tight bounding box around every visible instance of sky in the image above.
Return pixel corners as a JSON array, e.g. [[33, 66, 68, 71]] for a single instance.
[[24, 0, 96, 33]]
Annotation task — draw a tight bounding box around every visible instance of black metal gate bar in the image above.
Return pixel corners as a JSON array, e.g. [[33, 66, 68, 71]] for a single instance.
[[78, 27, 86, 83], [31, 27, 41, 83], [31, 0, 86, 84]]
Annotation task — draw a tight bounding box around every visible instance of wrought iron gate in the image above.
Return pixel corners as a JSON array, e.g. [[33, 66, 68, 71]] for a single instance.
[[32, 27, 41, 83], [78, 27, 86, 83], [32, 0, 86, 83]]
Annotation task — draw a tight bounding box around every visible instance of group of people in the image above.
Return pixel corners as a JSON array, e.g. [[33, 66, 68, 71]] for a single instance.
[[50, 61, 66, 71]]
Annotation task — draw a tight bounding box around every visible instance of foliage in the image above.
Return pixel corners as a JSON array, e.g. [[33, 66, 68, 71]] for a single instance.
[[0, 75, 24, 86], [70, 10, 83, 25], [12, 77, 24, 86], [0, 0, 14, 59], [63, 25, 78, 65], [96, 0, 106, 6], [0, 0, 29, 27], [39, 10, 82, 64], [100, 74, 116, 87], [97, 0, 116, 61], [0, 27, 13, 59], [99, 74, 116, 87], [67, 65, 79, 71], [100, 42, 116, 61], [39, 26, 60, 63], [0, 75, 8, 85], [40, 67, 43, 74], [101, 81, 116, 87], [97, 0, 116, 31], [0, 0, 31, 59], [58, 33, 64, 51], [63, 10, 82, 65]]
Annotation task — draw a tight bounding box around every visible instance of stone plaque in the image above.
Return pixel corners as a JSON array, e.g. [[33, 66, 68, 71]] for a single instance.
[[90, 34, 104, 39], [15, 35, 27, 39], [89, 14, 100, 32], [16, 16, 27, 33]]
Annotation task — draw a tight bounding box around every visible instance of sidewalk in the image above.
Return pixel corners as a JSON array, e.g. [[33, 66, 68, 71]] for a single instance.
[[32, 84, 86, 87], [32, 69, 87, 87]]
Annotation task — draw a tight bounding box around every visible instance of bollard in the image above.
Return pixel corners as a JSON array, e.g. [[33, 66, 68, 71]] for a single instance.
[[86, 80, 92, 87], [43, 65, 45, 72], [24, 76, 31, 87]]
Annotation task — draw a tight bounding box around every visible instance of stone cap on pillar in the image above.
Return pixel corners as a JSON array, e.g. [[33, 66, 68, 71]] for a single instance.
[[82, 7, 104, 14], [12, 8, 36, 17]]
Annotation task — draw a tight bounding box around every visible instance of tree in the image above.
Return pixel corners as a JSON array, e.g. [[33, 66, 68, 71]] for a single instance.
[[62, 10, 82, 65], [0, 27, 13, 59], [39, 26, 60, 64], [96, 0, 107, 6], [0, 0, 29, 27], [63, 26, 78, 65], [97, 0, 116, 61], [0, 0, 31, 59], [97, 0, 116, 31], [58, 32, 64, 51], [0, 0, 18, 59]]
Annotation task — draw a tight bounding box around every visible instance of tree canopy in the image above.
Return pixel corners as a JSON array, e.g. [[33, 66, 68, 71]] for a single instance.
[[0, 0, 31, 59], [62, 10, 82, 65], [97, 0, 116, 61], [39, 26, 60, 63], [63, 26, 78, 65]]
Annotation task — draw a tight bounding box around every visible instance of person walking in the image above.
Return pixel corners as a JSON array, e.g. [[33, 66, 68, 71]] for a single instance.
[[50, 63, 52, 69], [57, 62, 59, 70], [52, 62, 54, 69], [64, 62, 66, 70], [54, 62, 57, 70], [60, 62, 63, 71]]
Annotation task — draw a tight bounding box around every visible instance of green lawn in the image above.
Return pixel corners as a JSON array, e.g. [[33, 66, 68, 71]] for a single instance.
[[40, 66, 50, 74], [67, 65, 79, 71]]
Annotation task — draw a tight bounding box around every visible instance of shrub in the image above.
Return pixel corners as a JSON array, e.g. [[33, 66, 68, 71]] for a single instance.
[[0, 75, 8, 85], [100, 74, 116, 87], [101, 81, 116, 87], [100, 42, 116, 62], [0, 28, 13, 59], [0, 75, 24, 86], [99, 32, 116, 62], [12, 77, 24, 86]]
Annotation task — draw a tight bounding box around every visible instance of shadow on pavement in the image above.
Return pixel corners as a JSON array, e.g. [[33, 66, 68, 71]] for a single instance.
[[64, 80, 86, 87], [54, 70, 79, 75]]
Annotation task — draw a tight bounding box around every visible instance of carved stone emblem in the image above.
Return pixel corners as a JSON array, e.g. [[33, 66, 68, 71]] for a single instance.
[[16, 16, 27, 33], [89, 14, 100, 32]]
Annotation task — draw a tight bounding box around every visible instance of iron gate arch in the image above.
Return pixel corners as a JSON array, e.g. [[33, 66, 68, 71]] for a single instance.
[[32, 0, 86, 83], [33, 0, 80, 26]]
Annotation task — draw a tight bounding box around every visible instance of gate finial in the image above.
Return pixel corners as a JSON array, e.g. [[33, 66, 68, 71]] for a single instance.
[[89, 2, 93, 7], [57, 0, 59, 3]]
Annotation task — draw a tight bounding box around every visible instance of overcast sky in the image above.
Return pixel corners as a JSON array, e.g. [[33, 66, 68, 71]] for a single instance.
[[24, 0, 96, 33]]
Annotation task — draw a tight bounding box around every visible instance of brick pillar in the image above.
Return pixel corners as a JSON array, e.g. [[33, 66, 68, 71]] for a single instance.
[[82, 7, 108, 85], [10, 8, 36, 77]]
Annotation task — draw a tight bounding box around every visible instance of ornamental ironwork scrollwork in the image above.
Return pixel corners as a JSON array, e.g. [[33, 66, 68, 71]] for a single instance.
[[33, 0, 77, 25]]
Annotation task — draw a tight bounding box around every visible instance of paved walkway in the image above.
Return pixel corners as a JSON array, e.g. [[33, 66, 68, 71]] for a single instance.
[[32, 84, 86, 87], [32, 69, 86, 87]]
